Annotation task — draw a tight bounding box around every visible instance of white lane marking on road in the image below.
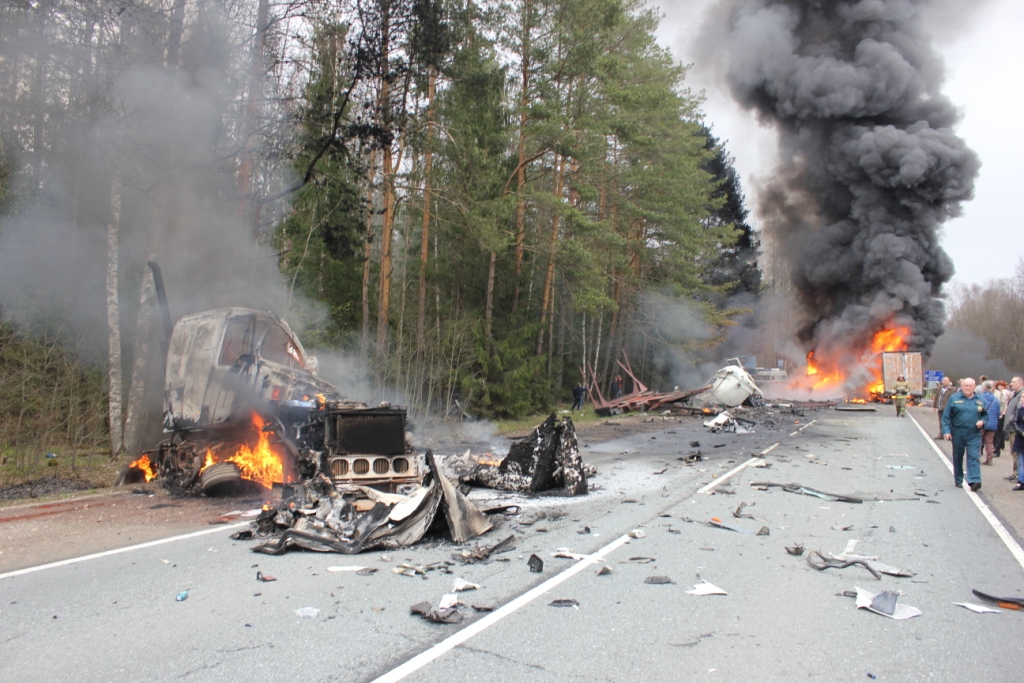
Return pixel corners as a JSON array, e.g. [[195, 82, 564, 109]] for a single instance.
[[909, 412, 1024, 572], [0, 521, 251, 581], [697, 442, 781, 495], [788, 431, 799, 436], [369, 533, 633, 683]]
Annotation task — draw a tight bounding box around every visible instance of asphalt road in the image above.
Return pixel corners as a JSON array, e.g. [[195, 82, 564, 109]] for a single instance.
[[2, 407, 1023, 683]]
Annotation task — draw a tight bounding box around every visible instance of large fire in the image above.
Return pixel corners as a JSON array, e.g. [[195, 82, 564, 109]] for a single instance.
[[792, 324, 911, 396], [200, 413, 284, 489]]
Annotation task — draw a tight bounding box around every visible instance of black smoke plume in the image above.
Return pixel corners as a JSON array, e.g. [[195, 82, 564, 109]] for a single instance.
[[719, 0, 979, 359]]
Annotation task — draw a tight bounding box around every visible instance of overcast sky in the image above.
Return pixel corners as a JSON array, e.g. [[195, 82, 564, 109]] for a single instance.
[[651, 0, 1022, 287]]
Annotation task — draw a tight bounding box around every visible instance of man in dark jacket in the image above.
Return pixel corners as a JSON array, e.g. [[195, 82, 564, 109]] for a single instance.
[[934, 376, 954, 439], [571, 383, 587, 412], [942, 377, 987, 491]]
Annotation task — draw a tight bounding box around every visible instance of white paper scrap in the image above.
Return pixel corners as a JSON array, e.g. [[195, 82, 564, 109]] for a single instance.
[[854, 586, 921, 620], [686, 581, 727, 596], [954, 602, 1002, 614], [327, 566, 366, 573], [438, 593, 461, 610], [452, 578, 480, 592]]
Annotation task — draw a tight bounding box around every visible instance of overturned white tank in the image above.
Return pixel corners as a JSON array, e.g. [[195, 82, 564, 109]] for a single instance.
[[693, 365, 763, 408]]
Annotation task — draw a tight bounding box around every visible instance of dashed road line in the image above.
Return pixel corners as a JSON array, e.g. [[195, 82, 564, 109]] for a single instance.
[[908, 412, 1024, 572], [698, 441, 781, 495]]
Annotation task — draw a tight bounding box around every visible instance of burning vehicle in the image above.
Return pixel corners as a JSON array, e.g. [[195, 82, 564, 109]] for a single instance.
[[120, 265, 420, 496], [118, 264, 589, 553]]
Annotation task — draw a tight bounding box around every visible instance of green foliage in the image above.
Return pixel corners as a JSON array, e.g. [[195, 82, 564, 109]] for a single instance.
[[273, 0, 758, 419], [0, 320, 109, 481], [468, 323, 553, 419]]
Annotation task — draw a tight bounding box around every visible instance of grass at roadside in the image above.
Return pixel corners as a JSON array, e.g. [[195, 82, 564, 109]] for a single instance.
[[495, 404, 603, 436]]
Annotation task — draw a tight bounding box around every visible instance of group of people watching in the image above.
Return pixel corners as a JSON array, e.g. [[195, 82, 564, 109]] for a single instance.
[[934, 374, 1024, 493]]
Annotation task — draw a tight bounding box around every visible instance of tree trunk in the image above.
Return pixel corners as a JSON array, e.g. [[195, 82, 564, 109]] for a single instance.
[[376, 142, 396, 360], [416, 67, 436, 362], [361, 147, 379, 358], [536, 153, 564, 354], [166, 0, 187, 67], [485, 250, 497, 339], [375, 10, 394, 361], [105, 182, 124, 459], [511, 0, 532, 313], [237, 0, 269, 227], [123, 262, 155, 456]]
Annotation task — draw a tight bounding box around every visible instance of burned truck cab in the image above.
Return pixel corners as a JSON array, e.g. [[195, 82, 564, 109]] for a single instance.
[[145, 307, 421, 495], [163, 308, 335, 430]]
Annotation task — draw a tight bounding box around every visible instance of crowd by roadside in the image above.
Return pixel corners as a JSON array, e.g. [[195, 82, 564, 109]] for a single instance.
[[933, 374, 1024, 493]]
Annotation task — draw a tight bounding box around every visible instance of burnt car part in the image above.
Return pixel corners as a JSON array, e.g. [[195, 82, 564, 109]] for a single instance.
[[459, 413, 588, 495], [248, 450, 492, 555]]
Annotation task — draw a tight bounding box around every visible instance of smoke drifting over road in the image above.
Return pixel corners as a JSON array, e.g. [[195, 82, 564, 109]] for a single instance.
[[716, 0, 979, 359]]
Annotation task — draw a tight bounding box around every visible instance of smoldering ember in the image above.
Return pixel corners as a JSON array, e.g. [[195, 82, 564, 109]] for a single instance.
[[3, 2, 1024, 682]]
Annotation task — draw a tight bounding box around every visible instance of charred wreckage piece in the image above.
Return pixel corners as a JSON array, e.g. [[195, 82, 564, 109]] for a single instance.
[[238, 415, 590, 554]]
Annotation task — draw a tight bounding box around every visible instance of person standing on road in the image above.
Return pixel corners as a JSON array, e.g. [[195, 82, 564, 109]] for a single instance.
[[994, 380, 1010, 457], [1005, 376, 1024, 484], [892, 375, 909, 417], [934, 376, 955, 439], [942, 377, 987, 491], [1013, 389, 1024, 491], [979, 381, 1000, 466]]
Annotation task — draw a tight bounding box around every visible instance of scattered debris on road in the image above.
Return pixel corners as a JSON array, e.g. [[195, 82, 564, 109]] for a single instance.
[[704, 411, 756, 434], [854, 586, 921, 619], [954, 602, 1002, 614], [785, 544, 805, 556], [528, 554, 544, 573], [294, 606, 320, 619], [255, 571, 276, 582], [411, 599, 463, 624], [686, 581, 727, 596], [971, 589, 1024, 610], [549, 598, 580, 608], [644, 575, 674, 584], [175, 590, 188, 602], [456, 414, 589, 496], [750, 481, 863, 504]]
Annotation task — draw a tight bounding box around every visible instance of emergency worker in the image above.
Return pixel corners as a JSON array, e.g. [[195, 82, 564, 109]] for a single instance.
[[942, 377, 986, 491], [892, 375, 909, 417]]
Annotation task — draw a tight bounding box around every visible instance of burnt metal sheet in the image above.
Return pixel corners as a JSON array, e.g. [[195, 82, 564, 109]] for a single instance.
[[463, 414, 588, 495], [427, 451, 492, 544]]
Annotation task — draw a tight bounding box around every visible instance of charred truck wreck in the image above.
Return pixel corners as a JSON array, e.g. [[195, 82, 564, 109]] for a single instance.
[[120, 263, 589, 552], [124, 302, 421, 498]]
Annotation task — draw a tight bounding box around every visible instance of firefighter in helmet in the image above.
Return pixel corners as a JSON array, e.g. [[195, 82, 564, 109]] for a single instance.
[[893, 374, 910, 417]]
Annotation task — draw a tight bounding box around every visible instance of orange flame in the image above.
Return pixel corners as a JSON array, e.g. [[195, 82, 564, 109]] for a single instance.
[[129, 455, 156, 482], [198, 414, 284, 489], [871, 326, 910, 354], [789, 323, 912, 397]]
